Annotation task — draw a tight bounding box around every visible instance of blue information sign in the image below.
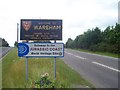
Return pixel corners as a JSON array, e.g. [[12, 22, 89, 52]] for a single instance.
[[18, 43, 29, 57]]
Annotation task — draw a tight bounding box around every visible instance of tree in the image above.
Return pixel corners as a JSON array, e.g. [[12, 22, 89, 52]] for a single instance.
[[0, 37, 2, 47], [1, 38, 9, 47], [65, 23, 119, 54], [66, 38, 74, 48], [14, 41, 18, 47]]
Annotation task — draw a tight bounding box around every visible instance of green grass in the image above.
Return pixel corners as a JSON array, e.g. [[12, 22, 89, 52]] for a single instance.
[[73, 48, 118, 58], [2, 48, 95, 88]]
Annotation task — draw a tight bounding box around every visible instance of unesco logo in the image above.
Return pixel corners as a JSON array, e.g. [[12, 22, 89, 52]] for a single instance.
[[19, 45, 27, 53], [18, 43, 29, 57]]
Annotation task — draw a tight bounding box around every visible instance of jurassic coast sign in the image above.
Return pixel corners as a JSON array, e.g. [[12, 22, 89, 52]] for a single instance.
[[18, 43, 64, 57], [20, 19, 62, 40]]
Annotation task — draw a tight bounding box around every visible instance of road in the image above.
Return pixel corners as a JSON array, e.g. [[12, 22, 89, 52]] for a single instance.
[[63, 49, 119, 88], [0, 47, 13, 59]]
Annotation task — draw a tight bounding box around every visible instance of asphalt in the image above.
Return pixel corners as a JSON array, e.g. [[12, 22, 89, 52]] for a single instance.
[[63, 49, 119, 88], [0, 47, 13, 59]]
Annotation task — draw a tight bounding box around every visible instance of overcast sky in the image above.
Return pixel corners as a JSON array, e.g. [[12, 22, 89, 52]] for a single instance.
[[0, 0, 119, 46]]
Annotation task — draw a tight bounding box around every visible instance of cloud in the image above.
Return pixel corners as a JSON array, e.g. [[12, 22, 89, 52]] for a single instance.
[[0, 0, 119, 46]]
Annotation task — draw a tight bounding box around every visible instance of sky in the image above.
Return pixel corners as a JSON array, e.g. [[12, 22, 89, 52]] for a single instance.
[[0, 0, 119, 46]]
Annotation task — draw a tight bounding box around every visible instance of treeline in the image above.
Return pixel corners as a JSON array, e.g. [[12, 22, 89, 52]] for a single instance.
[[66, 23, 120, 54], [0, 37, 9, 47]]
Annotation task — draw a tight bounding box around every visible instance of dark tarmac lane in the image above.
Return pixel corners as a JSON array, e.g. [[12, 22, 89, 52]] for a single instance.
[[0, 47, 13, 59], [63, 49, 119, 88]]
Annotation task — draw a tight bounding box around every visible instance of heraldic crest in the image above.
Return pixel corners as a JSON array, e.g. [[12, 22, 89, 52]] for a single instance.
[[22, 21, 31, 31]]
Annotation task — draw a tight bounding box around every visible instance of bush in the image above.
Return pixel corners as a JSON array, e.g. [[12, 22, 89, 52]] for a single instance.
[[31, 73, 65, 88], [89, 44, 98, 51], [89, 42, 119, 54]]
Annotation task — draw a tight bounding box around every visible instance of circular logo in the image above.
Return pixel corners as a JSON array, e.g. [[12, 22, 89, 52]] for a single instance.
[[59, 52, 62, 56], [18, 43, 29, 57], [19, 45, 27, 53]]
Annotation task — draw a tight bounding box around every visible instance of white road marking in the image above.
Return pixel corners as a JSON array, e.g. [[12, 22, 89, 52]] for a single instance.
[[92, 62, 120, 72], [65, 51, 86, 60], [65, 51, 119, 72]]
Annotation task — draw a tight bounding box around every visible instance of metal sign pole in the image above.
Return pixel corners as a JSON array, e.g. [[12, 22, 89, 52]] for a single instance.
[[54, 57, 56, 79], [17, 23, 19, 43], [26, 57, 28, 81], [26, 40, 28, 81], [54, 40, 56, 79]]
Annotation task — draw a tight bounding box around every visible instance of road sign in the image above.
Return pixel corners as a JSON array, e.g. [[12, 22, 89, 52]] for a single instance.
[[18, 43, 64, 57], [20, 19, 62, 40]]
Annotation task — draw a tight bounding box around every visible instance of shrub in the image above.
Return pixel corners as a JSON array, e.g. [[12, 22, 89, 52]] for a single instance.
[[31, 73, 65, 88], [89, 44, 98, 51]]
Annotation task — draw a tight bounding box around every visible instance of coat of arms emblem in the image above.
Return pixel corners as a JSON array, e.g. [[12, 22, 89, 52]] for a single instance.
[[22, 21, 31, 31]]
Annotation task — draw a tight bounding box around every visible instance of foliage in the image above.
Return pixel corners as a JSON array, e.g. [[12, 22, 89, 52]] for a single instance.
[[66, 23, 120, 54], [66, 38, 74, 48], [32, 73, 65, 88], [14, 41, 18, 47], [0, 37, 9, 47]]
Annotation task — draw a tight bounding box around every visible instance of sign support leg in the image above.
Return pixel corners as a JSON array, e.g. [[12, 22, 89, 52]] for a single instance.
[[26, 57, 28, 81], [26, 40, 29, 81], [54, 57, 56, 80], [54, 40, 56, 80], [17, 23, 19, 42]]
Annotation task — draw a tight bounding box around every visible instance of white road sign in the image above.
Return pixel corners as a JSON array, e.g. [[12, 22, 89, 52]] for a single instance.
[[18, 43, 64, 57]]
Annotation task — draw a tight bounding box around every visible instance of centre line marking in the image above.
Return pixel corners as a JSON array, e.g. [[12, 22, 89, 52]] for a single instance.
[[92, 62, 120, 72], [65, 51, 86, 60]]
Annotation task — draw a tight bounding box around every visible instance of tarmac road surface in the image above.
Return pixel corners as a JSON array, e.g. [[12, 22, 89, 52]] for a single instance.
[[63, 49, 119, 88], [0, 47, 13, 59]]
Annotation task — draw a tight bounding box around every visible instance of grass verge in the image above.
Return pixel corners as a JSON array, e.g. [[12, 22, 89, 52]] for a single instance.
[[2, 48, 95, 89], [73, 48, 118, 58]]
